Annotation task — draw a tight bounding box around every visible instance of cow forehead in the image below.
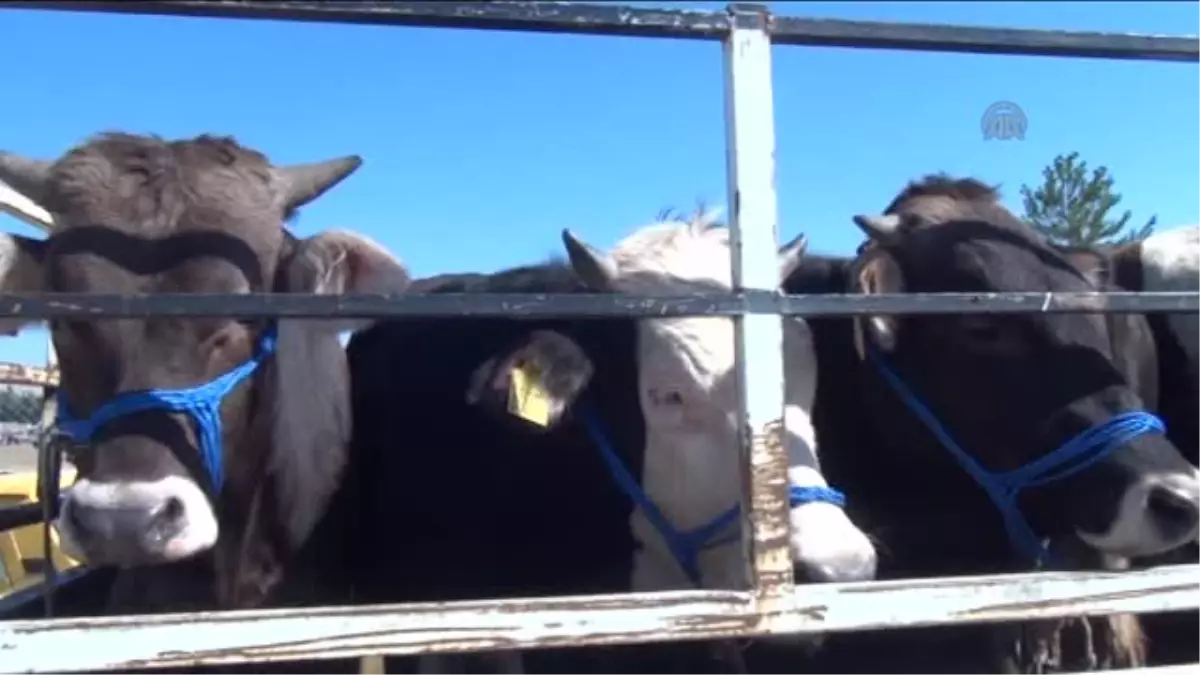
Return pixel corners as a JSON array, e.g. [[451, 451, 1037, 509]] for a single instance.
[[46, 224, 282, 295], [910, 225, 1090, 293]]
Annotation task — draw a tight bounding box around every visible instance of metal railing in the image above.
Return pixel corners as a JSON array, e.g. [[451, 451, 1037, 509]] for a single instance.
[[0, 1, 1196, 673]]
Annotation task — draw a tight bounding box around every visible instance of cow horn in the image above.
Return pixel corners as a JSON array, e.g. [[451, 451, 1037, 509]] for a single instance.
[[0, 153, 53, 206], [852, 213, 905, 241], [277, 156, 363, 210]]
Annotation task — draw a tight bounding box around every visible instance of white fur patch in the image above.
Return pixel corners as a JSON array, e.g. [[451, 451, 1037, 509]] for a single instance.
[[582, 212, 877, 589], [57, 475, 219, 565], [1138, 225, 1199, 365]]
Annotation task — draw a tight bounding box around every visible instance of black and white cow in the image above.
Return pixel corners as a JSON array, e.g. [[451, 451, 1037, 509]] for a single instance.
[[1064, 224, 1200, 668], [341, 211, 876, 673], [785, 175, 1200, 673]]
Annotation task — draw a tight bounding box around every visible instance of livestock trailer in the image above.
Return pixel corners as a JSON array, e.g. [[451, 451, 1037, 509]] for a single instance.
[[0, 1, 1196, 673]]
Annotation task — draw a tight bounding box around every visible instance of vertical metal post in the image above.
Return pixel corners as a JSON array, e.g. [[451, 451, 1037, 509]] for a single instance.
[[723, 3, 794, 610]]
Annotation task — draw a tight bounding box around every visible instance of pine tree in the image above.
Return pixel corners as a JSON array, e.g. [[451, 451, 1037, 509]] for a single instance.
[[1020, 152, 1156, 247]]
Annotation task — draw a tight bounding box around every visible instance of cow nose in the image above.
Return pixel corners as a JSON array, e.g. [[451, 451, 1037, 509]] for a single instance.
[[66, 498, 187, 550], [1146, 483, 1200, 543]]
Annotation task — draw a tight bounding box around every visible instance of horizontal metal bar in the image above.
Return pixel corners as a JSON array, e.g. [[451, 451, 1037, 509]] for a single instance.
[[0, 290, 1193, 321], [1105, 665, 1200, 675], [0, 564, 1194, 672], [769, 14, 1199, 62], [0, 1, 732, 40], [3, 1, 1196, 62], [0, 504, 47, 533]]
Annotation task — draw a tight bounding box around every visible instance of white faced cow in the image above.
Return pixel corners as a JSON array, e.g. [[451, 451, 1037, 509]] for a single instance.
[[561, 209, 877, 590]]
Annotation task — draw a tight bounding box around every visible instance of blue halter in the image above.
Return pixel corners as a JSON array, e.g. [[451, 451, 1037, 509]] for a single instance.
[[577, 404, 846, 587], [54, 324, 280, 493], [865, 345, 1166, 564]]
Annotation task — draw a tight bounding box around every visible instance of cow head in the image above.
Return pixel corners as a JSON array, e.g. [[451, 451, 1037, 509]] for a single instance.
[[0, 133, 410, 573], [557, 208, 876, 587], [849, 174, 1198, 559]]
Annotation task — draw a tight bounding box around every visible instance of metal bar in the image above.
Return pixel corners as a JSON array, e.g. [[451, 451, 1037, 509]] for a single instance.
[[0, 504, 45, 532], [4, 1, 1197, 62], [1065, 662, 1200, 667], [768, 14, 1199, 62], [0, 290, 1192, 320], [0, 1, 731, 41], [0, 564, 1194, 673], [723, 3, 793, 605]]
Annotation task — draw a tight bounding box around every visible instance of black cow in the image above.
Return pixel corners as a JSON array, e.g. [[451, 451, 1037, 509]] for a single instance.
[[783, 175, 1199, 673]]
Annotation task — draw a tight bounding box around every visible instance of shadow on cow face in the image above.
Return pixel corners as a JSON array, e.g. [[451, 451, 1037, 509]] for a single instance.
[[851, 211, 1199, 560], [0, 133, 411, 570]]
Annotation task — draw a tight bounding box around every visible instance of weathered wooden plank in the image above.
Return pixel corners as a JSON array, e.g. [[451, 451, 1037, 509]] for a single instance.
[[0, 565, 1194, 672], [0, 181, 53, 232], [3, 1, 1196, 62], [0, 290, 1192, 321], [723, 3, 793, 604]]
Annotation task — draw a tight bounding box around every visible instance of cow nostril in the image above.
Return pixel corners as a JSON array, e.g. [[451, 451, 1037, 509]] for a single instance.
[[1146, 486, 1200, 540], [159, 497, 185, 524]]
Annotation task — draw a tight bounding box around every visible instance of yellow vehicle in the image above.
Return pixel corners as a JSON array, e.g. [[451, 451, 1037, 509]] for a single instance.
[[0, 466, 81, 598]]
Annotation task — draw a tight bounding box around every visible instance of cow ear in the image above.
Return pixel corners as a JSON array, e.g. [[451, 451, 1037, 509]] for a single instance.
[[778, 232, 808, 282], [466, 330, 594, 432], [0, 234, 47, 336], [852, 250, 905, 356], [279, 229, 410, 333]]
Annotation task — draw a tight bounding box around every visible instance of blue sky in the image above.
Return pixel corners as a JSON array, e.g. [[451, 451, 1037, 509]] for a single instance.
[[1, 1, 1197, 367]]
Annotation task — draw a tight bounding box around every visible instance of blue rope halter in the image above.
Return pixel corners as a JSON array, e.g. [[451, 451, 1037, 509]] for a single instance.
[[865, 344, 1166, 564], [577, 404, 846, 587], [54, 324, 280, 493]]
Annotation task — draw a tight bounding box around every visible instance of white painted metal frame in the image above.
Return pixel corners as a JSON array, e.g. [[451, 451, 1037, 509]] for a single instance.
[[724, 4, 794, 608], [0, 565, 1194, 672], [0, 2, 1197, 673]]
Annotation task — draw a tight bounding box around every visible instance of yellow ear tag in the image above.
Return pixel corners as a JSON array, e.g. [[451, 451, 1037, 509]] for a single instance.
[[507, 362, 552, 428]]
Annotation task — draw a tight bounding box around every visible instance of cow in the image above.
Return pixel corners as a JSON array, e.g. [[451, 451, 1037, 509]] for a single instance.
[[0, 132, 411, 618], [784, 175, 1200, 673], [1062, 225, 1200, 668], [341, 209, 877, 673]]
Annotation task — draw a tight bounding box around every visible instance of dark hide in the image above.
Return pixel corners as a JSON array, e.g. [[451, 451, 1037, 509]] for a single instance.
[[344, 261, 694, 673], [341, 261, 824, 674], [782, 174, 1196, 673], [1063, 244, 1200, 668], [784, 253, 1167, 673]]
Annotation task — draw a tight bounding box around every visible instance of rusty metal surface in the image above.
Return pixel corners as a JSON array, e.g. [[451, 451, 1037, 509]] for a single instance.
[[0, 290, 1193, 322]]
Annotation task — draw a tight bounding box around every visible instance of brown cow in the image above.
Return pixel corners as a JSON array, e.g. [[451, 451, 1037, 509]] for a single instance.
[[0, 132, 410, 609]]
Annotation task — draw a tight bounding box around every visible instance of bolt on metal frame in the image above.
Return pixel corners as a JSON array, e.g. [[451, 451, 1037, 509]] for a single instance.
[[0, 2, 1196, 672]]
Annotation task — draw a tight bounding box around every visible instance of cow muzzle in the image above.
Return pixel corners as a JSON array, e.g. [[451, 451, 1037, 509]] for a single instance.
[[1077, 467, 1200, 558], [56, 475, 219, 566]]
